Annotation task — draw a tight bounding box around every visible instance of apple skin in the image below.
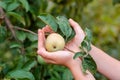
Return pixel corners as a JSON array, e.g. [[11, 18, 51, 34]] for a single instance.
[[45, 33, 65, 52]]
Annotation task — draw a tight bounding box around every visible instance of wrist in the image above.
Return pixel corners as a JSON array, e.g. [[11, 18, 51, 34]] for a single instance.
[[67, 58, 95, 80], [67, 58, 85, 80]]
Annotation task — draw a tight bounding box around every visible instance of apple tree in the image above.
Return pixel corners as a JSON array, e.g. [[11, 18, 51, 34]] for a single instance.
[[0, 0, 120, 80]]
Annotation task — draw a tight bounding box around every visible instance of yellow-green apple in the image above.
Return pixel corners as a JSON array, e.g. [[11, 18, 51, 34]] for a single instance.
[[45, 33, 65, 52]]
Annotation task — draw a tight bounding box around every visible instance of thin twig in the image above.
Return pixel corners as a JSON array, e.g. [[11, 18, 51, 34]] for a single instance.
[[14, 26, 37, 35]]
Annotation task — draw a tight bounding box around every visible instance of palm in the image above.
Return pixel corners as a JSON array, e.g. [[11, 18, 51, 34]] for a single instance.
[[65, 33, 84, 52], [47, 50, 75, 65]]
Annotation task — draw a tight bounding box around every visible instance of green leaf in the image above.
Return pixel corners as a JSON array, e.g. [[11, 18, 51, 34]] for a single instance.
[[16, 31, 26, 42], [73, 52, 86, 59], [7, 12, 25, 26], [38, 13, 58, 32], [67, 29, 76, 42], [85, 28, 92, 42], [27, 33, 38, 42], [9, 42, 22, 49], [81, 28, 92, 51], [0, 26, 7, 43], [52, 71, 61, 80], [38, 14, 75, 42], [6, 69, 35, 80], [0, 1, 7, 9], [15, 56, 25, 69], [18, 0, 30, 12], [23, 60, 37, 71], [30, 41, 38, 49], [82, 55, 97, 74], [56, 16, 73, 41], [81, 40, 91, 51], [37, 55, 46, 65], [7, 2, 20, 11], [62, 69, 73, 80]]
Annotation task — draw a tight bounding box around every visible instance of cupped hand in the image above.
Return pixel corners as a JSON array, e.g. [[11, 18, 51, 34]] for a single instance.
[[42, 19, 85, 52], [37, 29, 81, 68], [37, 23, 95, 80]]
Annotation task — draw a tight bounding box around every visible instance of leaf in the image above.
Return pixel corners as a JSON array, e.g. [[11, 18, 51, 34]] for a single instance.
[[37, 55, 46, 65], [27, 33, 38, 42], [16, 31, 26, 42], [0, 1, 7, 9], [62, 69, 73, 80], [30, 41, 38, 49], [56, 16, 73, 41], [0, 26, 7, 43], [82, 54, 97, 74], [23, 60, 37, 71], [18, 0, 30, 12], [38, 14, 75, 42], [9, 42, 22, 49], [38, 13, 58, 32], [7, 12, 26, 26], [6, 69, 35, 80], [85, 28, 92, 42], [15, 56, 25, 69], [52, 71, 61, 80], [67, 28, 76, 42], [73, 52, 85, 59], [81, 40, 91, 51], [7, 2, 20, 11], [81, 28, 92, 51]]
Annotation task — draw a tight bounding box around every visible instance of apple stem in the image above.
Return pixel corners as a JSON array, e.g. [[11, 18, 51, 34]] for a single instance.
[[64, 47, 82, 60], [64, 47, 76, 53]]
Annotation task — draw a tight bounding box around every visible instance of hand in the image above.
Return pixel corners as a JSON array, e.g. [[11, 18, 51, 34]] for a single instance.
[[37, 29, 81, 68], [65, 19, 85, 52], [42, 19, 85, 52], [37, 20, 95, 80]]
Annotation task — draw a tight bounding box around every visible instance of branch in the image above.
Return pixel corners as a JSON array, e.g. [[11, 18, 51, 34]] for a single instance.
[[0, 7, 5, 19], [14, 26, 37, 35], [0, 7, 17, 40]]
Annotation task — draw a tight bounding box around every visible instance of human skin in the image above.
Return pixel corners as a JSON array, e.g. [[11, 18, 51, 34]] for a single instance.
[[67, 19, 120, 80], [90, 45, 120, 80], [37, 29, 95, 80], [66, 19, 120, 80], [38, 19, 120, 80]]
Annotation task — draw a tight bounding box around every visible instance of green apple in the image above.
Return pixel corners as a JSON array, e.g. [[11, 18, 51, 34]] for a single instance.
[[45, 33, 65, 52]]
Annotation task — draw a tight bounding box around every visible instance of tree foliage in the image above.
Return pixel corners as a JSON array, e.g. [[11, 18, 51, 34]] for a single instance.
[[0, 0, 120, 80]]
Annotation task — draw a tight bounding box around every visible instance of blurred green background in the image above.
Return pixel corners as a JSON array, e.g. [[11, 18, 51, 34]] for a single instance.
[[0, 0, 120, 80]]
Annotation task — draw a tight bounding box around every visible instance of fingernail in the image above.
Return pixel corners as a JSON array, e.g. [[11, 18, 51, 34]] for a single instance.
[[38, 29, 42, 33], [69, 18, 72, 21]]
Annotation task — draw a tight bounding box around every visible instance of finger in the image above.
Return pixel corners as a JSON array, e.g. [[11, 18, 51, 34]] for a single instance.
[[38, 29, 45, 50], [69, 19, 85, 35], [44, 58, 56, 64], [37, 49, 54, 60], [37, 55, 56, 64], [42, 25, 54, 33]]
